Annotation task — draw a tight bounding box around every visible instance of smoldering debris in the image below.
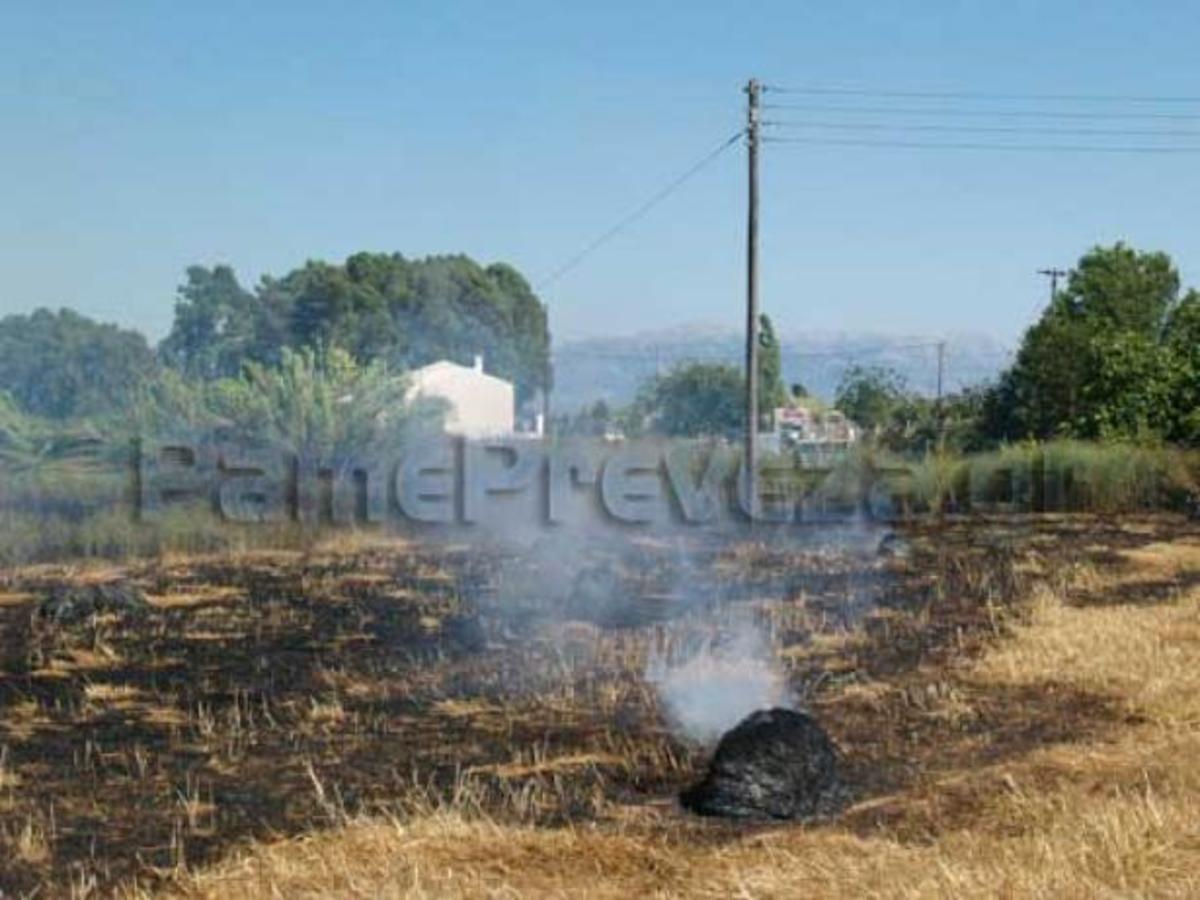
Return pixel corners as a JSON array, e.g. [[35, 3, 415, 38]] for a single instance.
[[680, 707, 844, 820]]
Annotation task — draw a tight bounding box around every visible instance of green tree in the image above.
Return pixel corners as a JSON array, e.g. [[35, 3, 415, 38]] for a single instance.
[[835, 366, 909, 435], [639, 363, 744, 437], [159, 266, 259, 379], [757, 314, 788, 422], [1075, 331, 1177, 440], [1059, 242, 1179, 337], [987, 243, 1191, 442], [0, 308, 156, 419], [160, 253, 551, 404], [1165, 290, 1200, 443], [569, 399, 613, 437], [205, 346, 442, 460]]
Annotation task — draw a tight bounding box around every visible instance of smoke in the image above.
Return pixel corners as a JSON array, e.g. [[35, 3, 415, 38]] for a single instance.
[[465, 460, 905, 748], [646, 616, 790, 744], [643, 516, 900, 745]]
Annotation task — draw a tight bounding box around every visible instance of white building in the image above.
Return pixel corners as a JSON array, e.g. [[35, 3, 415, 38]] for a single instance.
[[764, 405, 860, 456], [406, 355, 516, 438]]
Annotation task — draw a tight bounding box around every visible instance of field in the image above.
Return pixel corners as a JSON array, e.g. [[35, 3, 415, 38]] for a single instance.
[[1, 515, 1199, 897]]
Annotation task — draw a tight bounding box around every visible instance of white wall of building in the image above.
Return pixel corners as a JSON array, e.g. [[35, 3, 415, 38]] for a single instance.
[[407, 356, 514, 437]]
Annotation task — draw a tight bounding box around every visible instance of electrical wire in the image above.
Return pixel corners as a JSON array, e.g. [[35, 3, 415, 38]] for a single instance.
[[538, 130, 743, 289], [763, 85, 1200, 104], [760, 103, 1200, 121], [552, 342, 954, 362], [764, 120, 1200, 138], [762, 136, 1200, 153]]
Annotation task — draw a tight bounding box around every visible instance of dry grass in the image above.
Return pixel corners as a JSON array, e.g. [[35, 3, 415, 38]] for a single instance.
[[144, 523, 1200, 900]]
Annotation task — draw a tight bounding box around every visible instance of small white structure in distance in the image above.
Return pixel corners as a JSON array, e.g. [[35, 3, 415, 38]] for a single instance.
[[407, 355, 515, 438], [762, 405, 859, 462]]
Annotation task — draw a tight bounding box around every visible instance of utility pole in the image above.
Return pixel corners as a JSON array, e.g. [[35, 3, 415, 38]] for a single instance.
[[1037, 267, 1069, 422], [935, 339, 946, 452], [935, 340, 945, 405], [1038, 267, 1067, 304], [744, 78, 761, 517], [542, 356, 552, 440]]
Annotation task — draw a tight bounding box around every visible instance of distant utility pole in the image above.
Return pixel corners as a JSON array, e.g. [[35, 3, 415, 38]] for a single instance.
[[1038, 267, 1068, 304], [744, 78, 761, 515], [543, 356, 552, 440], [935, 340, 946, 405], [935, 339, 947, 451]]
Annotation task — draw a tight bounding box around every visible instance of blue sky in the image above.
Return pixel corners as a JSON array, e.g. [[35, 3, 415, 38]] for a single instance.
[[2, 1, 1198, 345]]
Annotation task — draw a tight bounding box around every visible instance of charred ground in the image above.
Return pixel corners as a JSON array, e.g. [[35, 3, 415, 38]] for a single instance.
[[0, 515, 1196, 896]]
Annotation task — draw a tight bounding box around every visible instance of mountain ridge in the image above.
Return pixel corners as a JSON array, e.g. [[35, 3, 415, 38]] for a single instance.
[[551, 326, 1012, 413]]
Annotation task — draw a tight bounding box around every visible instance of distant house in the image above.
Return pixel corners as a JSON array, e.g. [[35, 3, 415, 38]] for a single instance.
[[407, 355, 516, 438], [764, 405, 859, 458]]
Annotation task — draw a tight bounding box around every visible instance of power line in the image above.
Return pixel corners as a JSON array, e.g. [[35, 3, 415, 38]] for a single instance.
[[763, 84, 1200, 104], [553, 341, 954, 362], [762, 136, 1200, 154], [760, 103, 1200, 121], [537, 130, 743, 290], [764, 120, 1200, 138]]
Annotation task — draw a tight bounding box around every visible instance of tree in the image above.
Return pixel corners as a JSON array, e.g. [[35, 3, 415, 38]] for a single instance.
[[757, 314, 788, 423], [1075, 331, 1177, 440], [568, 400, 613, 437], [835, 366, 909, 435], [633, 332, 788, 438], [204, 346, 442, 460], [1165, 290, 1200, 444], [0, 390, 32, 466], [160, 253, 552, 404], [1058, 242, 1179, 338], [159, 266, 259, 380], [0, 308, 156, 419], [638, 363, 744, 437], [985, 243, 1191, 442]]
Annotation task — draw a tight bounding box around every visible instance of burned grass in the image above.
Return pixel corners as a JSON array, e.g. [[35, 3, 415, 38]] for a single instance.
[[0, 514, 1197, 896]]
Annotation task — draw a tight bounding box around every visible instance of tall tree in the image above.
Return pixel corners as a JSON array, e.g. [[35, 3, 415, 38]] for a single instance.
[[757, 313, 788, 422], [159, 266, 259, 380], [987, 243, 1189, 441], [1059, 242, 1179, 337]]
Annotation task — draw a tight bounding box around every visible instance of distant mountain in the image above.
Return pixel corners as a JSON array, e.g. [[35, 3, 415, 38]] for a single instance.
[[550, 325, 1013, 414]]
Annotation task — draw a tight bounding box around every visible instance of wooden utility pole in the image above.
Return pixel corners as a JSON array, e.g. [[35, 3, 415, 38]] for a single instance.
[[1038, 267, 1067, 304], [935, 339, 947, 451], [935, 340, 946, 405], [745, 78, 761, 516]]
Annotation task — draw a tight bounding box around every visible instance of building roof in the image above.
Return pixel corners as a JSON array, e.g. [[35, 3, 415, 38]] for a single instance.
[[408, 357, 513, 391]]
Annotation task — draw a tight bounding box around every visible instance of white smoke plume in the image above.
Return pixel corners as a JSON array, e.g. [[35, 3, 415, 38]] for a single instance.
[[646, 616, 790, 745], [644, 519, 899, 745]]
